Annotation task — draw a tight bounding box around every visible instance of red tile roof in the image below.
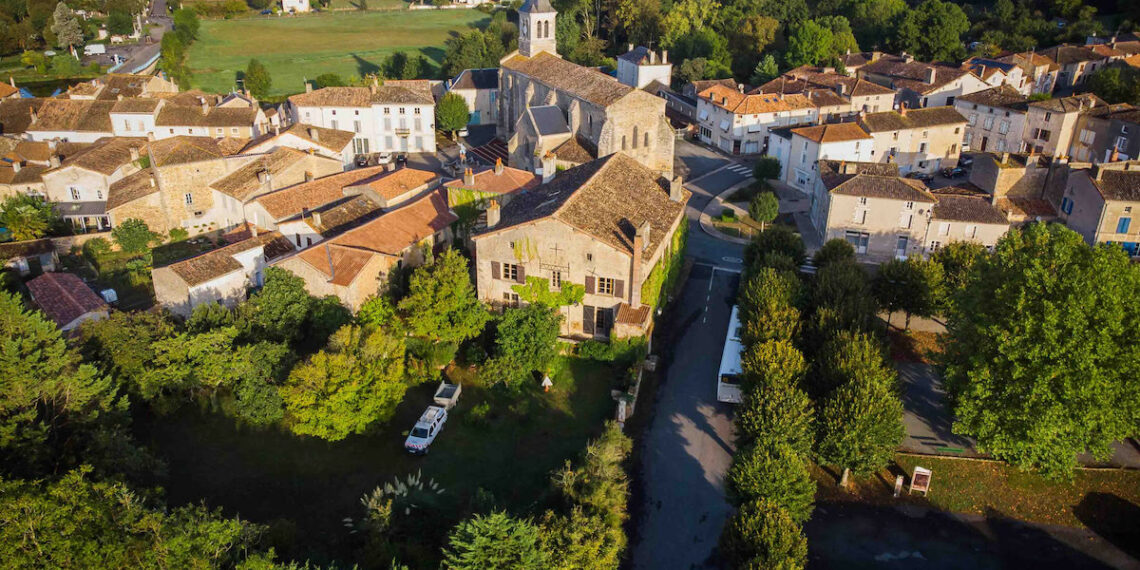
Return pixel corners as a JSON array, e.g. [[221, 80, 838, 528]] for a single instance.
[[26, 272, 107, 328]]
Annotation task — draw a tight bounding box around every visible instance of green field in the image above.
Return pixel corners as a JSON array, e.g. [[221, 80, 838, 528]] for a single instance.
[[186, 9, 488, 96]]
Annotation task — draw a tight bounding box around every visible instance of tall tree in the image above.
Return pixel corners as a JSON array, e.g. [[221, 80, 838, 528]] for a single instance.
[[443, 512, 546, 570], [749, 191, 779, 231], [243, 59, 272, 99], [719, 498, 808, 570], [736, 369, 815, 456], [436, 92, 470, 133], [398, 249, 489, 345], [50, 2, 82, 49], [485, 303, 563, 387], [894, 0, 969, 62], [817, 377, 904, 486], [726, 442, 815, 522], [944, 224, 1140, 477], [785, 19, 833, 68], [932, 240, 986, 292], [280, 324, 406, 441], [750, 54, 780, 86], [845, 0, 907, 50], [241, 267, 313, 344]]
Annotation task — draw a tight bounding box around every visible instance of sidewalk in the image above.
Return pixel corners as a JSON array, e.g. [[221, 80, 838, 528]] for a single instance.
[[697, 178, 753, 245]]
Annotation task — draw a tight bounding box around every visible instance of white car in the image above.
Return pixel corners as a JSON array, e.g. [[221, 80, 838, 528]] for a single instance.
[[404, 405, 448, 454]]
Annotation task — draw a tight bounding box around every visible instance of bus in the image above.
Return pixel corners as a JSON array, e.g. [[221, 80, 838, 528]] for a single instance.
[[717, 305, 745, 403]]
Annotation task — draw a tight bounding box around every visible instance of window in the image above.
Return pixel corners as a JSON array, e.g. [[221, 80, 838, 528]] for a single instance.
[[854, 209, 867, 224], [644, 132, 649, 148], [1044, 112, 1053, 122], [621, 135, 627, 150], [597, 277, 615, 296], [331, 120, 338, 130], [904, 201, 914, 210], [858, 197, 868, 205], [983, 116, 994, 130], [551, 270, 562, 289], [918, 142, 928, 153], [1080, 129, 1095, 145], [938, 222, 950, 236], [922, 130, 929, 138], [231, 127, 238, 135], [968, 114, 977, 126], [355, 110, 360, 116], [999, 120, 1010, 134], [398, 108, 405, 115], [1060, 196, 1074, 215], [997, 139, 1007, 152], [502, 292, 520, 307], [414, 108, 421, 115], [586, 253, 593, 261], [184, 193, 193, 205], [892, 132, 899, 141], [503, 263, 519, 281], [216, 128, 223, 136], [844, 231, 869, 254], [1039, 129, 1051, 142], [1118, 217, 1132, 234], [96, 190, 103, 200], [1127, 207, 1133, 213], [354, 120, 361, 133], [954, 127, 961, 134], [1124, 125, 1131, 134], [384, 107, 390, 114], [899, 213, 913, 229], [69, 187, 80, 200], [929, 240, 942, 252], [964, 132, 974, 146], [964, 224, 977, 238], [331, 110, 337, 116]]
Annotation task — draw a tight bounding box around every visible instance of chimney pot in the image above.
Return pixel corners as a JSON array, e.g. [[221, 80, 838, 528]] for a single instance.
[[308, 127, 319, 142], [306, 82, 313, 93], [486, 200, 501, 228], [250, 224, 258, 237], [463, 167, 475, 186], [312, 210, 322, 227], [11, 160, 20, 173], [662, 49, 668, 63], [305, 170, 314, 182], [669, 175, 684, 202], [925, 66, 937, 85], [628, 43, 634, 53], [494, 157, 504, 175], [257, 169, 269, 184]]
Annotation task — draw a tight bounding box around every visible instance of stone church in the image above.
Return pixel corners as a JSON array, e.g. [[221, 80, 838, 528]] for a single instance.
[[497, 0, 675, 177]]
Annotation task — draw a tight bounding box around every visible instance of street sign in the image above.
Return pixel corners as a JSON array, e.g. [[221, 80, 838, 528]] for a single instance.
[[909, 466, 932, 496]]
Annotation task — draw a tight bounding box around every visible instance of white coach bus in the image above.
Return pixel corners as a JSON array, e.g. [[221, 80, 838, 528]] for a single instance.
[[717, 305, 744, 403]]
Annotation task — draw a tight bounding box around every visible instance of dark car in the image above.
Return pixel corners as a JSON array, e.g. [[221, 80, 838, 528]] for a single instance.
[[958, 155, 974, 167], [906, 171, 934, 182], [395, 153, 408, 166], [941, 166, 967, 178]]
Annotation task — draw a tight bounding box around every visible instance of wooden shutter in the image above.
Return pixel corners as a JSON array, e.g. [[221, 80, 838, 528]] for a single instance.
[[614, 279, 624, 298], [583, 306, 595, 335], [491, 261, 500, 280], [585, 276, 595, 294], [516, 264, 526, 284]]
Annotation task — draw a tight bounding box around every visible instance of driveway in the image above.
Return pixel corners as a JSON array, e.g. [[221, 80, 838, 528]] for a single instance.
[[630, 264, 740, 570]]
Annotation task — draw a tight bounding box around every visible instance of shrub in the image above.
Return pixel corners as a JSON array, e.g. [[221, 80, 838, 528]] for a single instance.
[[752, 156, 781, 181], [168, 228, 189, 243], [576, 337, 648, 368], [726, 442, 814, 522], [462, 342, 488, 366], [736, 375, 814, 457], [813, 239, 855, 268], [744, 225, 805, 271], [466, 401, 492, 426], [720, 498, 807, 570], [721, 208, 736, 222], [82, 237, 112, 260]]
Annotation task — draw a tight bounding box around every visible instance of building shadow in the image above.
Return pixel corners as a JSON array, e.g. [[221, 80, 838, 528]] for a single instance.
[[1073, 492, 1140, 561]]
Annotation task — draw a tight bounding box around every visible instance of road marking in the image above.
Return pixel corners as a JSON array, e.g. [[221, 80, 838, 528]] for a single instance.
[[721, 256, 743, 263]]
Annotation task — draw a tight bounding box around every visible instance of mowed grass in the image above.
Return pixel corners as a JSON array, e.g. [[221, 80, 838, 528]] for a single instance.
[[186, 9, 488, 95]]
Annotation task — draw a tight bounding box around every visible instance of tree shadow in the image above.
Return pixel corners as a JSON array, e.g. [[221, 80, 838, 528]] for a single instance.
[[1073, 492, 1140, 561], [351, 53, 381, 77]]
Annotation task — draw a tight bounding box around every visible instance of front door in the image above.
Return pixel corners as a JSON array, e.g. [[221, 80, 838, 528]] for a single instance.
[[399, 136, 408, 152], [895, 236, 909, 259], [980, 136, 989, 151]]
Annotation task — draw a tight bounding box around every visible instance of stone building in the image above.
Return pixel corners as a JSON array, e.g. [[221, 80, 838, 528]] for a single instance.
[[769, 122, 874, 191], [286, 80, 437, 156], [954, 85, 1030, 153], [967, 152, 1061, 224], [858, 54, 989, 109], [471, 153, 688, 339], [695, 84, 818, 155], [857, 106, 967, 174], [447, 68, 499, 126], [240, 123, 357, 168], [1068, 103, 1140, 163], [616, 46, 672, 90], [1023, 93, 1104, 157], [927, 190, 1011, 253], [1056, 161, 1140, 252], [41, 137, 148, 231], [497, 0, 674, 176], [757, 66, 897, 118]]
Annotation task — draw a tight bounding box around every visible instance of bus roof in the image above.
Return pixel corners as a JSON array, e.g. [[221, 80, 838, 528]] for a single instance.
[[719, 305, 744, 376]]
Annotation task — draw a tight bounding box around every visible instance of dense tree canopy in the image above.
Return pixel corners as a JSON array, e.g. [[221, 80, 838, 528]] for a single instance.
[[0, 195, 59, 241], [399, 249, 489, 345], [436, 92, 470, 133], [943, 224, 1140, 477], [895, 0, 970, 62], [443, 512, 546, 570]]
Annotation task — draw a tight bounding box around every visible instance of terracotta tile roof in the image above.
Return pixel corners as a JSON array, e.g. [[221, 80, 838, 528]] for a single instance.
[[689, 78, 737, 94], [148, 136, 243, 167], [0, 98, 46, 135], [26, 272, 107, 328], [451, 68, 499, 91], [158, 89, 216, 107], [1124, 54, 1140, 68], [860, 56, 973, 94], [0, 162, 46, 185], [477, 153, 688, 256], [155, 104, 258, 128], [859, 106, 966, 132], [308, 196, 384, 236], [0, 82, 18, 99], [296, 245, 377, 286], [790, 123, 871, 143], [1039, 44, 1108, 65], [1090, 168, 1140, 201], [287, 82, 434, 107], [931, 194, 1009, 224], [166, 231, 293, 286], [255, 165, 391, 220], [106, 169, 158, 210], [615, 303, 651, 325], [54, 137, 147, 175], [443, 165, 539, 196], [824, 173, 936, 202], [216, 137, 249, 155], [111, 98, 162, 113], [701, 84, 816, 114], [1027, 93, 1105, 113], [550, 135, 597, 163], [502, 51, 633, 107], [777, 66, 896, 97], [14, 141, 53, 162], [996, 196, 1056, 218], [94, 74, 164, 100], [209, 147, 310, 201], [345, 167, 439, 202], [956, 85, 1029, 111], [66, 82, 102, 97], [30, 99, 115, 133], [838, 51, 879, 69], [818, 160, 900, 177], [0, 238, 53, 260], [241, 123, 356, 153]]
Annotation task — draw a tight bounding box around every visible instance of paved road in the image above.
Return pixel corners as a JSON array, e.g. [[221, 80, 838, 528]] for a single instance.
[[630, 264, 741, 570], [100, 0, 171, 73], [674, 139, 750, 267], [898, 362, 980, 457]]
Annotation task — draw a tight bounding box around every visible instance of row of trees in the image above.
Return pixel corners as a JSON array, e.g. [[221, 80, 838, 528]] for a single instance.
[[159, 8, 200, 88]]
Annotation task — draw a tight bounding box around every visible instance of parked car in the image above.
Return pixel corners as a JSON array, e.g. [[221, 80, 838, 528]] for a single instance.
[[433, 381, 462, 409], [958, 155, 974, 167], [375, 152, 393, 165], [405, 406, 448, 454], [906, 171, 934, 182], [395, 153, 408, 166], [941, 166, 967, 178]]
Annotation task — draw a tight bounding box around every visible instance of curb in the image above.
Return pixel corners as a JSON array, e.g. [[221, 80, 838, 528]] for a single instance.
[[697, 180, 756, 246]]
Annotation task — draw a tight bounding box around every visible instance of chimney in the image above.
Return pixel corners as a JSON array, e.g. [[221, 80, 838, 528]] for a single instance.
[[257, 169, 269, 184], [199, 98, 208, 116], [1000, 151, 1010, 164], [274, 124, 280, 136], [49, 155, 60, 168], [250, 224, 258, 237], [305, 82, 313, 93], [836, 83, 847, 96], [312, 210, 322, 228], [305, 170, 314, 182], [925, 67, 936, 85], [324, 244, 336, 281], [737, 83, 744, 94], [8, 76, 13, 88], [541, 154, 557, 183], [1111, 147, 1120, 162], [307, 127, 319, 142], [149, 175, 155, 187], [129, 147, 139, 161], [630, 221, 650, 308], [11, 160, 20, 173], [463, 167, 475, 186], [486, 200, 501, 228], [117, 94, 123, 101], [662, 50, 668, 63], [1094, 163, 1105, 181], [822, 67, 835, 74], [669, 175, 684, 202], [494, 157, 504, 175], [28, 106, 37, 123], [903, 52, 914, 64], [369, 83, 377, 95], [899, 102, 908, 117], [649, 51, 656, 64]]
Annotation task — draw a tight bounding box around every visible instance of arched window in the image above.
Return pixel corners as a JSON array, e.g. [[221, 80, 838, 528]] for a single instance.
[[633, 126, 639, 149], [621, 135, 627, 150], [543, 20, 550, 39], [644, 131, 649, 148]]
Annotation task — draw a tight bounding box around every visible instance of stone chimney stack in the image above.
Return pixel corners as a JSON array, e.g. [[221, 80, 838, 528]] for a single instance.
[[49, 155, 60, 168], [737, 83, 745, 94], [250, 224, 258, 237], [486, 200, 501, 228], [312, 210, 322, 228], [305, 170, 314, 182], [129, 146, 139, 161], [28, 106, 37, 123], [494, 157, 504, 175], [662, 50, 668, 63], [305, 82, 313, 93], [464, 167, 475, 186], [669, 175, 684, 202], [199, 97, 208, 116], [630, 220, 650, 308], [899, 102, 908, 117], [307, 127, 319, 142], [8, 76, 14, 88], [925, 67, 936, 85], [541, 154, 557, 183], [257, 168, 270, 185], [11, 160, 20, 173]]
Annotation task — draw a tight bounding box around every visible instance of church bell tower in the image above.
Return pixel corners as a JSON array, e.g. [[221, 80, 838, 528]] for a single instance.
[[518, 0, 557, 58]]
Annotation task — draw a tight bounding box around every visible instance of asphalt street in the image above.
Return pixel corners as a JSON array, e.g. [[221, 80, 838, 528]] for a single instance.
[[675, 139, 750, 268], [630, 263, 741, 570]]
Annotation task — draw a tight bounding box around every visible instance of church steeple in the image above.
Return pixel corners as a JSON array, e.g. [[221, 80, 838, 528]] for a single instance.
[[518, 0, 557, 58]]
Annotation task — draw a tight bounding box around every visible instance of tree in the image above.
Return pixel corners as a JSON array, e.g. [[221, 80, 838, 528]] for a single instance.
[[486, 304, 562, 387], [785, 19, 833, 68], [241, 267, 313, 344], [172, 8, 200, 44], [0, 291, 118, 456], [737, 372, 815, 457], [78, 310, 177, 386], [809, 259, 877, 339], [719, 498, 808, 570], [160, 34, 191, 88], [846, 0, 908, 50], [813, 239, 855, 269], [50, 2, 82, 49], [398, 249, 490, 345], [0, 467, 264, 567], [442, 30, 497, 78], [817, 378, 904, 486], [894, 0, 969, 62], [744, 225, 805, 271], [943, 224, 1140, 477], [752, 156, 781, 181], [243, 59, 272, 99], [21, 51, 49, 74], [51, 54, 80, 75], [660, 0, 720, 48], [731, 15, 779, 79], [672, 28, 733, 79], [873, 256, 945, 329], [814, 330, 893, 398], [931, 240, 985, 292], [750, 54, 780, 86], [106, 10, 134, 36], [0, 195, 59, 240], [749, 191, 779, 231], [737, 270, 801, 345], [313, 72, 347, 89], [436, 92, 470, 134], [816, 15, 859, 56], [727, 442, 814, 522], [111, 218, 158, 254], [740, 340, 807, 390], [281, 324, 406, 440], [442, 512, 546, 570], [386, 51, 425, 80], [1086, 66, 1140, 106]]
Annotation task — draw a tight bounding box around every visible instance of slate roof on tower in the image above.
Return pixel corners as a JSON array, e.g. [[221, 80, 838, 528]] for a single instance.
[[520, 0, 554, 12]]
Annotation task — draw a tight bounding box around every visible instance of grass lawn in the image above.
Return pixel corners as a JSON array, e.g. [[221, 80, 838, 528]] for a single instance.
[[132, 356, 619, 565], [811, 455, 1140, 530], [0, 54, 102, 96], [326, 0, 410, 11], [186, 10, 488, 96]]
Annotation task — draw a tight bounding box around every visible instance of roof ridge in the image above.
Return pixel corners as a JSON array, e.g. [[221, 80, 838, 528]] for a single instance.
[[550, 153, 620, 220]]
